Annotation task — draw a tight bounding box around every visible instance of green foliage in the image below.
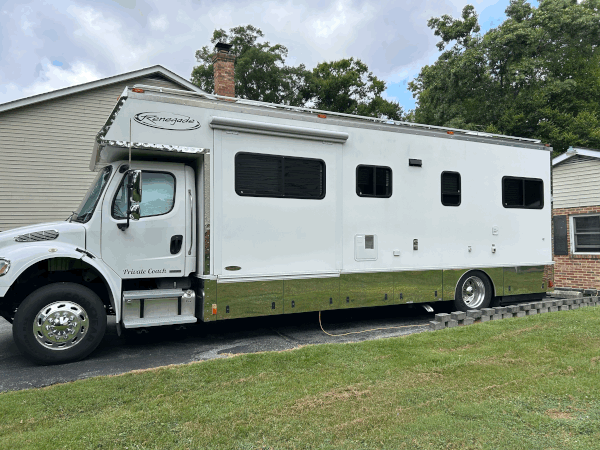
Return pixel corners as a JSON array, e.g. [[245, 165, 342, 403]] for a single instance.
[[409, 0, 600, 154], [191, 25, 307, 105], [303, 58, 404, 120], [192, 26, 404, 120]]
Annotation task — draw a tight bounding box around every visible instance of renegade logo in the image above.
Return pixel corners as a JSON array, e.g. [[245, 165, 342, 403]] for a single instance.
[[134, 112, 201, 131]]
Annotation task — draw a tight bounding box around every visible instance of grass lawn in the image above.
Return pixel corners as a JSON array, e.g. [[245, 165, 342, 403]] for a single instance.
[[1, 307, 600, 450]]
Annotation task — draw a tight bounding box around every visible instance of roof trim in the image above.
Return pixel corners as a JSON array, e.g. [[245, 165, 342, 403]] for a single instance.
[[552, 147, 600, 166], [0, 65, 206, 114]]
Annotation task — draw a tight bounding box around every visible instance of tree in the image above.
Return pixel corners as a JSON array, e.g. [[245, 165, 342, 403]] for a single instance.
[[191, 25, 308, 106], [303, 58, 404, 120], [409, 0, 600, 154], [192, 26, 404, 120]]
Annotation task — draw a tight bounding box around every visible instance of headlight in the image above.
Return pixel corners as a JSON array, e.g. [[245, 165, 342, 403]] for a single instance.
[[0, 258, 10, 277]]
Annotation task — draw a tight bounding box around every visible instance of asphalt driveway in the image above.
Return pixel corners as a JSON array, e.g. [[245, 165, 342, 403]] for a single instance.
[[0, 302, 440, 392]]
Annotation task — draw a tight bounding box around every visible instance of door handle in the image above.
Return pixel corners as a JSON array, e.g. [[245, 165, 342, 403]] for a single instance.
[[170, 235, 183, 254], [188, 189, 194, 255]]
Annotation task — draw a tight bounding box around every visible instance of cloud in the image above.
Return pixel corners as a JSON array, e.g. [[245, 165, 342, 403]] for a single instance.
[[0, 0, 518, 111], [149, 14, 169, 31], [0, 58, 101, 104]]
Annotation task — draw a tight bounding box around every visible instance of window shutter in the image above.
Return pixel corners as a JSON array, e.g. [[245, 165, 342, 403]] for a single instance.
[[553, 215, 568, 256]]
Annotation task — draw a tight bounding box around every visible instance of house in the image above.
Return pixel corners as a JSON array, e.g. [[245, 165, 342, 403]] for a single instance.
[[552, 147, 600, 289], [0, 66, 206, 232]]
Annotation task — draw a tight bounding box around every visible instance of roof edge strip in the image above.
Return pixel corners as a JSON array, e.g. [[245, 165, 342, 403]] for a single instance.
[[552, 147, 600, 166], [132, 84, 543, 145]]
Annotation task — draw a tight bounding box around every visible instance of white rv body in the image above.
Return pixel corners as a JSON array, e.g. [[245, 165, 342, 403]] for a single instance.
[[0, 85, 553, 362], [93, 86, 552, 318]]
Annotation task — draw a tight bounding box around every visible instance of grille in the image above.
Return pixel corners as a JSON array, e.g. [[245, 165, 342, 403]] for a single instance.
[[15, 230, 59, 242]]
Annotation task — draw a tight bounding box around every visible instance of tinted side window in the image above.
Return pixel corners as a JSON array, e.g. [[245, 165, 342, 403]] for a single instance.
[[441, 172, 461, 206], [502, 177, 543, 209], [113, 172, 176, 219], [356, 165, 392, 198], [235, 152, 325, 199]]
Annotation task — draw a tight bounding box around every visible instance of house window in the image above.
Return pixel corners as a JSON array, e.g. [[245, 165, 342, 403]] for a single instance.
[[356, 165, 392, 197], [235, 152, 325, 199], [502, 177, 543, 209], [573, 215, 600, 253], [441, 171, 461, 206]]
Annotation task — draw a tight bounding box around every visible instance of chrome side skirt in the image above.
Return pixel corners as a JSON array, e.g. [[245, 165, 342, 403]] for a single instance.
[[201, 265, 553, 321]]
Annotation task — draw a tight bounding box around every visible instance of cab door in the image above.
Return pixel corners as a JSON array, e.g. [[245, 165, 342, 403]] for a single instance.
[[101, 161, 188, 279]]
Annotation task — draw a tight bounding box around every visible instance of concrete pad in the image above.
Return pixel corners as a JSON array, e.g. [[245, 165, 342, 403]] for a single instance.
[[434, 313, 451, 324], [451, 312, 466, 321], [429, 321, 445, 331], [466, 310, 482, 319]]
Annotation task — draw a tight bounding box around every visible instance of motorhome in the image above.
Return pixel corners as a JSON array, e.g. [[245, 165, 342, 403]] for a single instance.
[[0, 84, 553, 363]]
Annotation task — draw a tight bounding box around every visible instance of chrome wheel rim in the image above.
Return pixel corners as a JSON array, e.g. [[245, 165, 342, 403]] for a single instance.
[[462, 276, 486, 308], [33, 301, 89, 350]]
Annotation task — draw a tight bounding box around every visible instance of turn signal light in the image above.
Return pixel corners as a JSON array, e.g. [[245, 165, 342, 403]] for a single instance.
[[212, 304, 217, 315], [317, 114, 327, 119], [132, 88, 145, 93], [447, 131, 454, 135]]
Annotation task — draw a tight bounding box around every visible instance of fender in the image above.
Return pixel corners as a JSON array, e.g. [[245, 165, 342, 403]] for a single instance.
[[0, 242, 123, 321]]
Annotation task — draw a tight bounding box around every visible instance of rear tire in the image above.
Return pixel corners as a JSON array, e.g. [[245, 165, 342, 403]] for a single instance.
[[454, 271, 492, 311], [13, 283, 107, 365]]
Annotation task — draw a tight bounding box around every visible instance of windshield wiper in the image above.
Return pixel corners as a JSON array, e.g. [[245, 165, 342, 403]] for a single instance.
[[73, 211, 92, 223]]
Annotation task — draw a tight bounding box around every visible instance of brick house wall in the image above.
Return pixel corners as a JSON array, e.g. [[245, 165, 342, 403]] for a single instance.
[[552, 205, 600, 289]]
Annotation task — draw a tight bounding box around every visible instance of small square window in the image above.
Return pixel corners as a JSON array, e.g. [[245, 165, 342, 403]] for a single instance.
[[502, 177, 543, 209], [441, 172, 461, 206], [356, 165, 392, 198]]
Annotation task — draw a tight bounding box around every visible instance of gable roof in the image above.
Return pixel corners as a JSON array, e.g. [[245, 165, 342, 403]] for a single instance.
[[0, 65, 206, 114], [552, 146, 600, 166]]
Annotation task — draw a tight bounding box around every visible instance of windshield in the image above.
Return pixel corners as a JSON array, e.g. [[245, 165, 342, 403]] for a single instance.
[[72, 166, 113, 223]]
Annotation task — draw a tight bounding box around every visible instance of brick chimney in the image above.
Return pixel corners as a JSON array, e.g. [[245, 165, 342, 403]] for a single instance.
[[212, 42, 235, 98]]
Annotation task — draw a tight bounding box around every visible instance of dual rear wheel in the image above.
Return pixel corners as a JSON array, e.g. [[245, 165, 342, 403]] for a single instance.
[[453, 270, 493, 311]]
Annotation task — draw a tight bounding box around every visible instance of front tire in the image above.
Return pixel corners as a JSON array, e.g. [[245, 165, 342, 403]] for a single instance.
[[13, 283, 107, 365], [454, 271, 492, 311]]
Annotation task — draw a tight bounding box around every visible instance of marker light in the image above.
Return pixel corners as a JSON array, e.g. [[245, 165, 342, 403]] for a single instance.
[[132, 88, 145, 93], [317, 114, 327, 119], [0, 258, 10, 277]]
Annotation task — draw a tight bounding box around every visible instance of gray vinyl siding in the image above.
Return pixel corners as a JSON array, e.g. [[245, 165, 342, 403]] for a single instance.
[[553, 155, 600, 209], [0, 76, 191, 232]]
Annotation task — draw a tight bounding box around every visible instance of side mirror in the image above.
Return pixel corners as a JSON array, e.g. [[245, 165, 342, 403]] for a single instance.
[[129, 170, 142, 221], [117, 170, 142, 231]]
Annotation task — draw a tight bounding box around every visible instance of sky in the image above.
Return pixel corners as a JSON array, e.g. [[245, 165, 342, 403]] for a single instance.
[[0, 0, 538, 111]]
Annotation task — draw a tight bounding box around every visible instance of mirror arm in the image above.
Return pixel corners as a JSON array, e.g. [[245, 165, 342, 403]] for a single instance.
[[117, 174, 133, 231]]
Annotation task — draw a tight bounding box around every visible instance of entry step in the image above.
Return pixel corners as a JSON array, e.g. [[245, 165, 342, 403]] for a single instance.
[[123, 315, 198, 329], [123, 289, 185, 300]]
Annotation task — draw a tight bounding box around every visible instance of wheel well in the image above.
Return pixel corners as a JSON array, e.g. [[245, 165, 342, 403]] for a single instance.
[[0, 258, 113, 323]]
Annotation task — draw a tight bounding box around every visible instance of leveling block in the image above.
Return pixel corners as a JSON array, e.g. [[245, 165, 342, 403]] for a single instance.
[[429, 296, 600, 330]]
